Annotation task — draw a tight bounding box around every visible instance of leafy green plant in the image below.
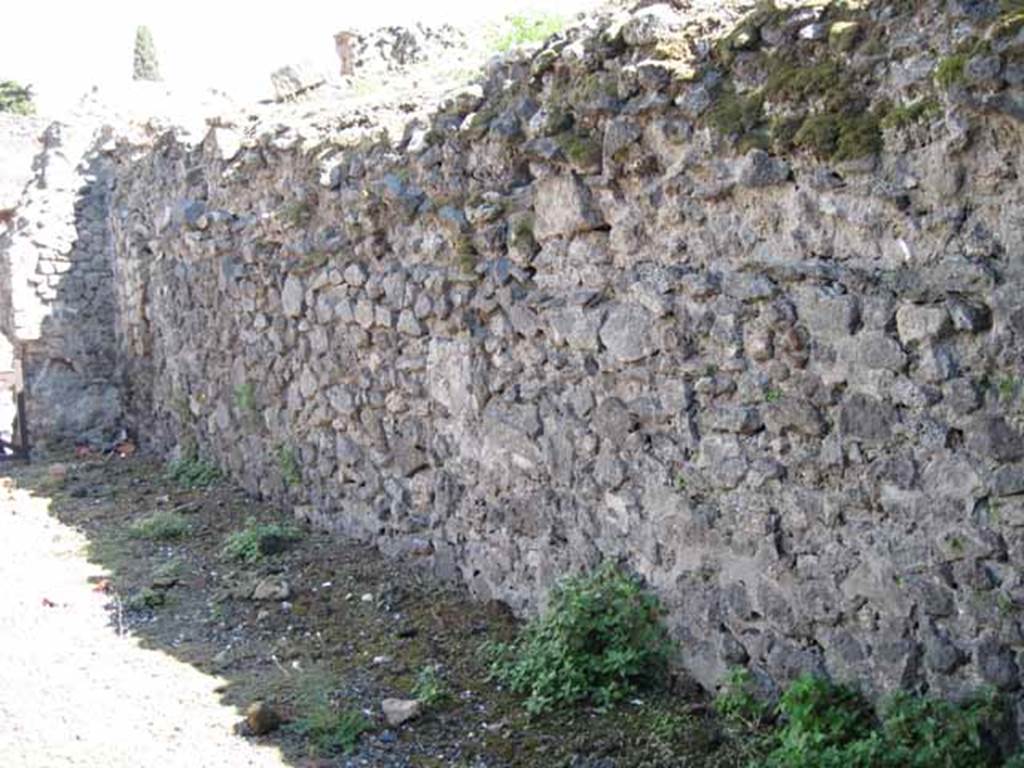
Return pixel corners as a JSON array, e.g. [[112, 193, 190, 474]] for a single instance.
[[413, 664, 451, 706], [486, 562, 672, 714], [129, 510, 191, 541], [223, 518, 301, 564], [494, 13, 565, 52], [765, 675, 877, 767], [0, 80, 34, 115], [875, 691, 1003, 768], [166, 457, 221, 489], [287, 673, 370, 755], [276, 445, 301, 486], [762, 675, 1007, 768], [715, 668, 771, 728]]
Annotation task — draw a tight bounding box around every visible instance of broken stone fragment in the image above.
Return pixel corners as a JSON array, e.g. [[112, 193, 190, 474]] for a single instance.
[[251, 577, 291, 602], [381, 697, 422, 726]]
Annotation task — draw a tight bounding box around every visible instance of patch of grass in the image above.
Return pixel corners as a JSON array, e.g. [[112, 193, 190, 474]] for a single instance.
[[556, 131, 602, 170], [166, 457, 221, 489], [129, 510, 191, 541], [707, 88, 765, 139], [223, 518, 301, 564], [834, 112, 883, 161], [765, 58, 843, 103], [880, 98, 941, 131], [276, 445, 301, 486], [485, 561, 672, 715], [287, 672, 371, 756], [765, 388, 783, 403], [935, 54, 967, 88], [646, 708, 693, 745], [494, 13, 565, 52], [413, 664, 451, 707], [791, 111, 882, 161]]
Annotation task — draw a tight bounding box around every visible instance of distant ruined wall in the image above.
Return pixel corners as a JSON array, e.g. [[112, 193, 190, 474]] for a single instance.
[[0, 121, 122, 448], [107, 0, 1024, 711]]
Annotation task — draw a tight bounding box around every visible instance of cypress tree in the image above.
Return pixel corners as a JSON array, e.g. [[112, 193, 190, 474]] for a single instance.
[[132, 26, 162, 81]]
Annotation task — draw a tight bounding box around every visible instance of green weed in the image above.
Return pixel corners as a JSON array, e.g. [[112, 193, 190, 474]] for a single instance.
[[129, 510, 191, 541], [287, 673, 370, 755], [166, 457, 222, 489], [234, 382, 256, 413], [223, 518, 301, 564], [762, 675, 1007, 768], [715, 667, 771, 728], [413, 664, 451, 707], [485, 562, 672, 715], [276, 445, 301, 486]]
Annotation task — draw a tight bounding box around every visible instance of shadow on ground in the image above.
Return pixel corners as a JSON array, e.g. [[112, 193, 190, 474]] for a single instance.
[[0, 453, 761, 768]]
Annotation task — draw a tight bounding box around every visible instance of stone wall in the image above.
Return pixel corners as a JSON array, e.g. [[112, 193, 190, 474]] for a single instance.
[[0, 121, 122, 448], [107, 0, 1024, 709]]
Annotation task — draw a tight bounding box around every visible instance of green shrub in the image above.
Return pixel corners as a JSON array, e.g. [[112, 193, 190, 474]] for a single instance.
[[166, 457, 221, 489], [223, 518, 301, 564], [876, 691, 1003, 768], [765, 675, 878, 767], [413, 664, 450, 706], [486, 562, 672, 714], [129, 510, 191, 541], [762, 675, 1007, 768], [0, 80, 34, 115]]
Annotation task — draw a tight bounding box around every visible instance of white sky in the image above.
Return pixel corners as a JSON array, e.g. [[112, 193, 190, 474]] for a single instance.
[[3, 1, 601, 112]]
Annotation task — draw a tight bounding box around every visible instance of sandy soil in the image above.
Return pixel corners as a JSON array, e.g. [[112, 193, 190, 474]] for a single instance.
[[0, 475, 289, 768]]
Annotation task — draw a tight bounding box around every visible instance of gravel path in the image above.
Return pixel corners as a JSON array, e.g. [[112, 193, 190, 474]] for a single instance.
[[0, 476, 289, 768]]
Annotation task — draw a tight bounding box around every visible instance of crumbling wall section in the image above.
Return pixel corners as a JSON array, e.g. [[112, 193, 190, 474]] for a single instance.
[[0, 122, 122, 448]]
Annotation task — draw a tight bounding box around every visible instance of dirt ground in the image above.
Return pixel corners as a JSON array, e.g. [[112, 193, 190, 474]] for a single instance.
[[0, 453, 759, 767]]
